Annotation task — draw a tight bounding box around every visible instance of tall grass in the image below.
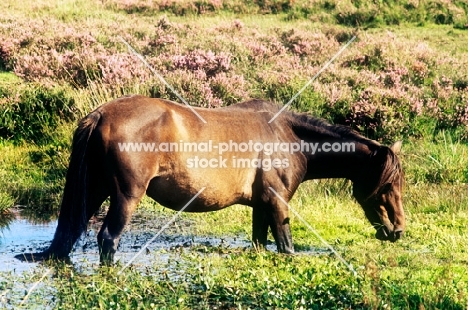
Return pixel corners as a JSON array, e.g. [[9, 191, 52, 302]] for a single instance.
[[101, 0, 468, 29]]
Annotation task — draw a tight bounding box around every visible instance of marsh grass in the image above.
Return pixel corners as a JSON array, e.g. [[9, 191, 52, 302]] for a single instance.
[[0, 139, 69, 222], [404, 131, 468, 185]]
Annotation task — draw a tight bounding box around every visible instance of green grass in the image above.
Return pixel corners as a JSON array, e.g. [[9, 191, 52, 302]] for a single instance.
[[0, 139, 69, 221], [403, 132, 468, 185], [1, 0, 468, 308], [0, 72, 21, 84], [2, 177, 466, 308]]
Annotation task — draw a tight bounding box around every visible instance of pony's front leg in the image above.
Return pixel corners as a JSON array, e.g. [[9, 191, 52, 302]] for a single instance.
[[252, 206, 269, 250], [268, 196, 294, 254], [98, 192, 142, 265]]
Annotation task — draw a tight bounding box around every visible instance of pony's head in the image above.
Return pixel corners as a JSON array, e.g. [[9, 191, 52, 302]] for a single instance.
[[352, 141, 405, 242]]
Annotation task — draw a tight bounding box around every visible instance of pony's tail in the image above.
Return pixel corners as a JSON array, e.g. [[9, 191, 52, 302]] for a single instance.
[[44, 111, 102, 259]]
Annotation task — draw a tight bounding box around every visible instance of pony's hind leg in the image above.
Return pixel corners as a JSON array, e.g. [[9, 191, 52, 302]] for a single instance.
[[97, 191, 144, 265], [44, 174, 109, 260]]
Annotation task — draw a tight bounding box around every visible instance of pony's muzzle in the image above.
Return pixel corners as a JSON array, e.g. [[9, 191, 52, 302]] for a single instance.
[[375, 226, 404, 242], [375, 226, 389, 240], [393, 228, 404, 241]]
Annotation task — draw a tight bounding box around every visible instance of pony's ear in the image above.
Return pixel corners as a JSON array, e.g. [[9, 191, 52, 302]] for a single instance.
[[390, 141, 402, 154]]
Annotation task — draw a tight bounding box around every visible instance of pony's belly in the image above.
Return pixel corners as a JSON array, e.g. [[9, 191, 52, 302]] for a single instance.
[[145, 175, 252, 212]]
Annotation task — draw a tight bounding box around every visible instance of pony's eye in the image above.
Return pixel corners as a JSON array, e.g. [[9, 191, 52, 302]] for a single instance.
[[381, 183, 392, 194]]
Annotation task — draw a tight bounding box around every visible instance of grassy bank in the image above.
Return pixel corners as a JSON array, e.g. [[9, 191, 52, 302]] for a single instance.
[[0, 0, 467, 308]]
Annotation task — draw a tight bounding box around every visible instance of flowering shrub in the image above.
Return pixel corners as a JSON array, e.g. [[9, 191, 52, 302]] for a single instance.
[[161, 70, 224, 107], [1, 7, 467, 143], [280, 29, 338, 59], [100, 54, 152, 86], [0, 38, 15, 70], [14, 53, 56, 82], [210, 72, 249, 105], [170, 50, 231, 77]]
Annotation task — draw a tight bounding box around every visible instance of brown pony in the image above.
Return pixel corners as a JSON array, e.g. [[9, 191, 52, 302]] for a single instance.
[[16, 96, 405, 264]]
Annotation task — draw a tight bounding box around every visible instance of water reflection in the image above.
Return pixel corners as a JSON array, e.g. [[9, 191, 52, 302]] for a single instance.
[[0, 206, 56, 231], [0, 211, 14, 230], [1, 208, 326, 275], [0, 209, 57, 273], [15, 205, 57, 225]]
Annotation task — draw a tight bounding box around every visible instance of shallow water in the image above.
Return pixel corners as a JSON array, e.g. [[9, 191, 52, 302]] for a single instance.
[[0, 207, 329, 277], [0, 208, 260, 274], [0, 218, 56, 273], [0, 207, 331, 308]]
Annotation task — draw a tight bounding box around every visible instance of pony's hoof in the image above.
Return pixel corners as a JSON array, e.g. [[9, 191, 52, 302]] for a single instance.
[[99, 256, 115, 267]]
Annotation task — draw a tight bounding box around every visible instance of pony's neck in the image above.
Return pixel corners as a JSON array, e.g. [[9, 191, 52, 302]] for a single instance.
[[302, 140, 379, 181], [287, 112, 381, 181]]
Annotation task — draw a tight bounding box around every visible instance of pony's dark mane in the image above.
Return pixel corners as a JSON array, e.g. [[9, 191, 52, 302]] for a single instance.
[[286, 110, 379, 147], [233, 99, 377, 146], [368, 146, 403, 200], [233, 99, 383, 151]]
